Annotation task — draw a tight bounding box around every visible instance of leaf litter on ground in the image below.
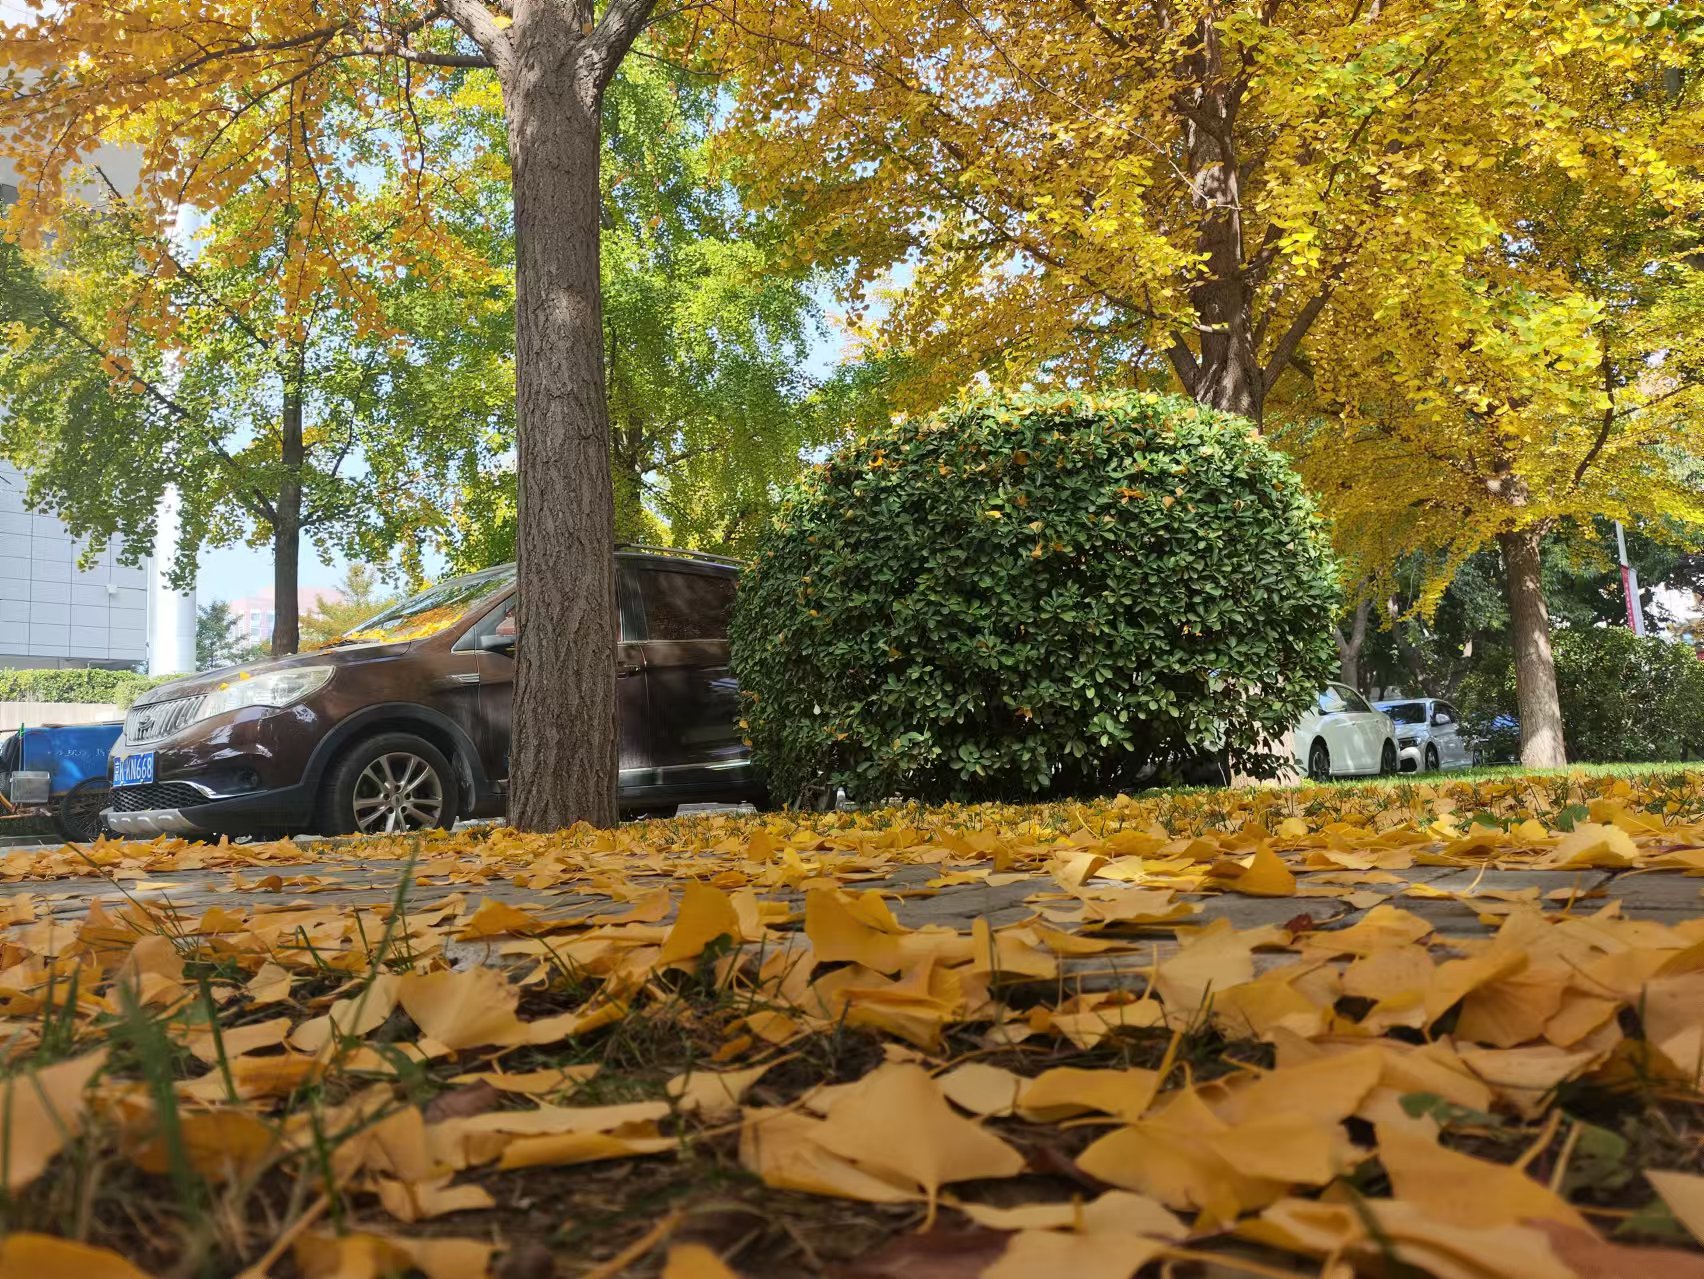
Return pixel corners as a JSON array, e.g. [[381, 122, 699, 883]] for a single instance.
[[2, 770, 1704, 1275]]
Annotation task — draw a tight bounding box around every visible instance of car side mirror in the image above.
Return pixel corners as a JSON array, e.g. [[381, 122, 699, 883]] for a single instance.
[[476, 632, 516, 655], [1432, 713, 1448, 726]]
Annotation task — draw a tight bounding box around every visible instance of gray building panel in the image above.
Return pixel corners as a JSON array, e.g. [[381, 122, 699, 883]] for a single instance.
[[0, 460, 184, 670], [27, 624, 69, 655]]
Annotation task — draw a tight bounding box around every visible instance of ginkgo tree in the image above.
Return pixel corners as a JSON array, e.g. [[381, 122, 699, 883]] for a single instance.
[[1, 0, 663, 829], [1282, 164, 1704, 765], [0, 182, 505, 657], [709, 2, 1703, 428]]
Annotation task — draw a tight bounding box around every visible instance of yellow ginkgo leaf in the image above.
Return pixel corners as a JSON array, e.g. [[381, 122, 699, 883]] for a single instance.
[[0, 1234, 152, 1279], [982, 1229, 1166, 1279], [662, 1243, 743, 1279], [1018, 1066, 1159, 1123], [658, 882, 742, 964], [1647, 1169, 1704, 1247], [0, 1048, 106, 1192], [1375, 1123, 1589, 1231], [807, 1062, 1025, 1221]]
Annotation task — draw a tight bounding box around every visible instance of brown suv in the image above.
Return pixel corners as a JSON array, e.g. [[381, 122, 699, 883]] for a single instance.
[[103, 548, 763, 839]]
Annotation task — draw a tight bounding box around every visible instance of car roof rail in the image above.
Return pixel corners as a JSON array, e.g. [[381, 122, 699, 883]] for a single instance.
[[616, 544, 746, 568]]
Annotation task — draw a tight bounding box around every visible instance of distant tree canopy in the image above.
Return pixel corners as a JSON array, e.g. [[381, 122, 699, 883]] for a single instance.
[[195, 601, 264, 672], [300, 565, 402, 651]]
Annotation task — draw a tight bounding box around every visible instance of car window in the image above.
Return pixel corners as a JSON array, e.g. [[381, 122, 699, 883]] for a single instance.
[[1317, 687, 1347, 714], [1434, 703, 1456, 725], [1333, 684, 1373, 714], [334, 564, 517, 645], [1382, 701, 1427, 726], [639, 568, 736, 641]]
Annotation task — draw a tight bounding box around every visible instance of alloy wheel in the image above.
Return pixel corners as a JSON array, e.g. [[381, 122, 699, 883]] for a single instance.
[[352, 752, 445, 834]]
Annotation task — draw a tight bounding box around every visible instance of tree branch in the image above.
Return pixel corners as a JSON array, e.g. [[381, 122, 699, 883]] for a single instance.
[[363, 45, 492, 67], [1570, 341, 1619, 489], [1167, 334, 1199, 393], [582, 0, 659, 95], [439, 0, 513, 76], [1260, 287, 1331, 398]]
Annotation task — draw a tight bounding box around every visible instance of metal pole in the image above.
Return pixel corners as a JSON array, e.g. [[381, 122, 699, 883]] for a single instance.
[[1615, 520, 1647, 637]]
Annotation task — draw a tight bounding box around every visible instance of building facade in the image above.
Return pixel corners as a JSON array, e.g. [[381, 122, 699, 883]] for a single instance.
[[0, 461, 155, 669], [1, 138, 196, 673]]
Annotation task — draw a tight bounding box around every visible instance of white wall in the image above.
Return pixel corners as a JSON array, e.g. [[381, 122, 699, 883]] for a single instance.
[[0, 701, 120, 731], [0, 463, 153, 666]]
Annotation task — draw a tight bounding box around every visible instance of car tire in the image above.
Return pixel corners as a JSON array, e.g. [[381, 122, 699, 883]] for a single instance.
[[321, 733, 458, 837], [55, 778, 110, 844], [1381, 741, 1399, 775], [1424, 744, 1440, 773], [1307, 740, 1331, 782]]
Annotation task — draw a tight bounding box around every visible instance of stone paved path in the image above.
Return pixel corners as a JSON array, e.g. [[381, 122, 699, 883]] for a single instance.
[[3, 841, 1695, 975]]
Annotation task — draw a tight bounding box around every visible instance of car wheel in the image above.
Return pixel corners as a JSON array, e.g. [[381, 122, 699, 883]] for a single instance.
[[323, 733, 457, 836], [1424, 744, 1439, 773], [55, 778, 110, 843], [1381, 741, 1399, 776], [1307, 740, 1331, 781]]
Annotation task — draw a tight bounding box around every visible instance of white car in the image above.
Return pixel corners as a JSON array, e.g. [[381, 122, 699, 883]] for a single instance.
[[1375, 697, 1474, 773], [1291, 682, 1399, 780]]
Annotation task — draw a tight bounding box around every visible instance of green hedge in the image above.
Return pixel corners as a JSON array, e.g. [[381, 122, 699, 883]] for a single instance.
[[731, 390, 1342, 803], [1458, 626, 1704, 763], [0, 667, 171, 708]]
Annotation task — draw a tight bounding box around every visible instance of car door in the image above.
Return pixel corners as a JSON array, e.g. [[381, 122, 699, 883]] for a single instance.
[[468, 587, 651, 797], [634, 562, 748, 789], [1432, 701, 1467, 768], [1305, 685, 1351, 773], [1334, 683, 1382, 773]]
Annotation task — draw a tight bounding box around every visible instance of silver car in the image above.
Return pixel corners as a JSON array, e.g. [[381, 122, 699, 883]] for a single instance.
[[1375, 697, 1473, 773]]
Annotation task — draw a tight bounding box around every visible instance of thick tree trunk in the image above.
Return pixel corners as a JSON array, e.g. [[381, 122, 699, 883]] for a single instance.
[[1499, 527, 1567, 767], [272, 385, 304, 657], [1172, 18, 1264, 424], [504, 16, 620, 832]]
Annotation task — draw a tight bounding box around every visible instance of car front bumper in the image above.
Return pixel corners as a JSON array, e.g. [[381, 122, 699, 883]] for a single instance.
[[102, 782, 316, 839], [104, 807, 207, 838]]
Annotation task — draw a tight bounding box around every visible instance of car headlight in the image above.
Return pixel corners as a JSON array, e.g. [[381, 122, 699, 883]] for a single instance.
[[198, 667, 334, 721], [1397, 734, 1418, 746]]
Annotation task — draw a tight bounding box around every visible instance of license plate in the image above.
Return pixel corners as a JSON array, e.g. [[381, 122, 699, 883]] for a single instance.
[[113, 752, 155, 787]]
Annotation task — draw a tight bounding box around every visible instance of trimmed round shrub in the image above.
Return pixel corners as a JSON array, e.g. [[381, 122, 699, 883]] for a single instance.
[[730, 390, 1342, 803]]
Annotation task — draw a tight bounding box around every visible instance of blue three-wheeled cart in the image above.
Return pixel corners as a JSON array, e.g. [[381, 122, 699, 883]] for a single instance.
[[0, 722, 121, 843]]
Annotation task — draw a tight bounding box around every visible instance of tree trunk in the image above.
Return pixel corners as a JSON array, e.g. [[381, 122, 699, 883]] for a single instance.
[[1170, 18, 1265, 424], [1334, 597, 1370, 691], [272, 384, 304, 657], [1499, 526, 1567, 767], [504, 14, 620, 831]]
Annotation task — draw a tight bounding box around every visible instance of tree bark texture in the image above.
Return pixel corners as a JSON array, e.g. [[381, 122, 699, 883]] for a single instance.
[[1499, 527, 1567, 767], [1178, 22, 1262, 423], [271, 383, 304, 657], [1334, 597, 1370, 691], [502, 4, 625, 831]]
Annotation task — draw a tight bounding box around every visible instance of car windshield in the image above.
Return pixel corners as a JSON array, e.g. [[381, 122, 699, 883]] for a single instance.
[[331, 564, 516, 646], [1382, 701, 1428, 726]]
